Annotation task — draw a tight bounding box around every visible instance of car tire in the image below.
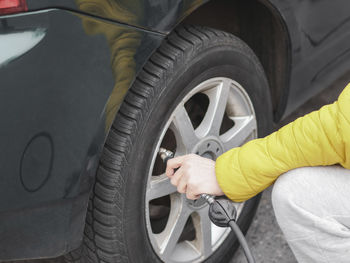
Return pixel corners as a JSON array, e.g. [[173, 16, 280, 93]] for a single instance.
[[65, 25, 273, 263]]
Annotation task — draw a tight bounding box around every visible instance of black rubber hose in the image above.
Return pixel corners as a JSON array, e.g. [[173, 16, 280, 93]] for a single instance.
[[228, 220, 256, 263]]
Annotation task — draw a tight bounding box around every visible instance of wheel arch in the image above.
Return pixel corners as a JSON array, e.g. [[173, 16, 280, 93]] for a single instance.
[[177, 0, 292, 122]]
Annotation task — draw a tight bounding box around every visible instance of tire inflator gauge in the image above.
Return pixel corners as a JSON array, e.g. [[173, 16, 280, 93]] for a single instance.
[[159, 148, 256, 263]]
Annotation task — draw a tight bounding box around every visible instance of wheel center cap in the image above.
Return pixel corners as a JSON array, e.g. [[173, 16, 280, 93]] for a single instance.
[[192, 137, 224, 161]]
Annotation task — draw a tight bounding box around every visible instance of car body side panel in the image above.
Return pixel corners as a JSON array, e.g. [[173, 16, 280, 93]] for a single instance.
[[26, 0, 209, 33], [234, 0, 350, 119], [26, 0, 350, 120], [276, 0, 350, 117], [0, 9, 163, 260]]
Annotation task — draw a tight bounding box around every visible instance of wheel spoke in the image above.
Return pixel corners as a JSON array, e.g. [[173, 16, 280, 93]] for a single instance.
[[170, 104, 198, 152], [155, 195, 192, 259], [191, 206, 213, 258], [147, 173, 177, 201], [196, 79, 231, 137], [220, 116, 256, 151]]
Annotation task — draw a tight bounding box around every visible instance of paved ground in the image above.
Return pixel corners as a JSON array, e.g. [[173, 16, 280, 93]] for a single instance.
[[13, 73, 349, 263]]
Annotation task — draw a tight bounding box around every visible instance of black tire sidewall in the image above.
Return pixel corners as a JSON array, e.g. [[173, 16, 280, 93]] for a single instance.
[[123, 45, 272, 263]]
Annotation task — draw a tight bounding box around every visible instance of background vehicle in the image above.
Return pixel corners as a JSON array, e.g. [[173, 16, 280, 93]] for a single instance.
[[1, 0, 350, 262]]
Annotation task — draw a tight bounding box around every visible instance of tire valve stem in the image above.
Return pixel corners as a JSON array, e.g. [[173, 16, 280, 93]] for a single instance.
[[158, 147, 174, 163]]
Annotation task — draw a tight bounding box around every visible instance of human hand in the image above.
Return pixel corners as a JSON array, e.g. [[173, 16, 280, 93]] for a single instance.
[[165, 154, 224, 199]]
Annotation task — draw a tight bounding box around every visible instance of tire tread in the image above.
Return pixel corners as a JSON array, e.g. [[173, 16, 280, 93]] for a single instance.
[[65, 25, 267, 263]]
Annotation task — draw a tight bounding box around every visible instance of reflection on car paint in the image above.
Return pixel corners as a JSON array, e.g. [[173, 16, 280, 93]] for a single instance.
[[76, 0, 143, 130], [75, 0, 205, 130], [0, 28, 46, 67]]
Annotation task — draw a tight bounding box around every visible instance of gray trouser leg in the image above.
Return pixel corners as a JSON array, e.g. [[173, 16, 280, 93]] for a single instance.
[[272, 166, 350, 263]]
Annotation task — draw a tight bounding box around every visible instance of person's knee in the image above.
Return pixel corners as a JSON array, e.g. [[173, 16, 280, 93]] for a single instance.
[[272, 166, 350, 244], [272, 167, 314, 221]]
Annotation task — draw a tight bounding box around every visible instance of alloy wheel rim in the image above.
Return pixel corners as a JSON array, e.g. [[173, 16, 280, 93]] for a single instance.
[[145, 77, 257, 263]]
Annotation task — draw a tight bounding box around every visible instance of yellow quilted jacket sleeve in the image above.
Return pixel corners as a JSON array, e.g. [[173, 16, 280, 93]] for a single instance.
[[215, 83, 350, 202]]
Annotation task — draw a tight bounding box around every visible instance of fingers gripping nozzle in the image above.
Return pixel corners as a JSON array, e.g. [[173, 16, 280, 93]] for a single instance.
[[158, 149, 237, 227]]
